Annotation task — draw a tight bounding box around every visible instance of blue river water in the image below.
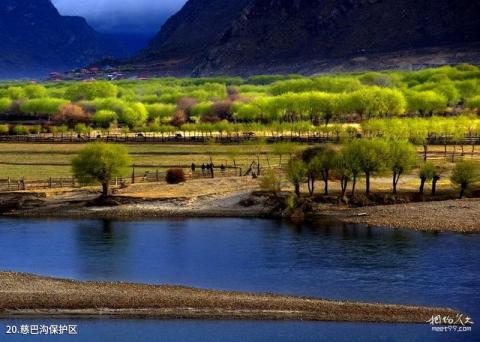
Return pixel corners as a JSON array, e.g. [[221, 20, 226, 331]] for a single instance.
[[0, 218, 478, 341]]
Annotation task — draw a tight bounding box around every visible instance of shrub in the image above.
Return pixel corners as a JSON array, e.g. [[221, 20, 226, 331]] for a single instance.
[[0, 124, 9, 135], [166, 168, 186, 184], [12, 125, 29, 135], [259, 169, 281, 194]]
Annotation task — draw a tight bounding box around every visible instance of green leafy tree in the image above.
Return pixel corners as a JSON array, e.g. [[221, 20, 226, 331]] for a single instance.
[[450, 161, 480, 199], [342, 142, 363, 198], [387, 140, 417, 193], [333, 151, 352, 199], [305, 147, 338, 195], [345, 139, 389, 194], [286, 158, 307, 197], [92, 110, 117, 129], [418, 162, 435, 195], [0, 124, 9, 135], [406, 91, 448, 116], [24, 84, 48, 99], [65, 81, 118, 101], [0, 98, 12, 112], [72, 143, 131, 197]]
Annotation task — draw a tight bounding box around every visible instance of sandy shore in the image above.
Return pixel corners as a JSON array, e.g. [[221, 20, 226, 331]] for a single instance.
[[0, 272, 461, 323]]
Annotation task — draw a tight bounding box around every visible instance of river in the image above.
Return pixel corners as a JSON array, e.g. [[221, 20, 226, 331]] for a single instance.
[[0, 218, 478, 341]]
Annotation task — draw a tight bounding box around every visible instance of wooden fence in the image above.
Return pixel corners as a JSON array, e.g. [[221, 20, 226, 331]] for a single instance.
[[0, 167, 242, 193], [0, 133, 479, 145]]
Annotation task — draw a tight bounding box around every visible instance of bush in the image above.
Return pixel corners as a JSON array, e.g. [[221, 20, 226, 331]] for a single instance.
[[0, 124, 9, 135], [12, 125, 29, 135], [260, 169, 281, 194], [166, 168, 186, 184]]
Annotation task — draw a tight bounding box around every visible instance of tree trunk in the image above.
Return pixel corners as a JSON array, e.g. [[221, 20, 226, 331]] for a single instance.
[[365, 172, 371, 195], [431, 176, 439, 196], [323, 170, 329, 195], [351, 175, 357, 198], [459, 184, 466, 199], [295, 183, 300, 197], [393, 172, 397, 194], [423, 144, 428, 161], [102, 182, 109, 198], [308, 176, 315, 196], [419, 177, 426, 194]]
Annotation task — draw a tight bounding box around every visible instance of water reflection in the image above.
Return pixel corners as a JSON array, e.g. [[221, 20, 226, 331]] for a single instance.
[[74, 220, 131, 278]]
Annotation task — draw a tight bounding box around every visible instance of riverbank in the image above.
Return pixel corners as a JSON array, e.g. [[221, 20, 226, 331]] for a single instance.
[[1, 177, 480, 232], [0, 272, 460, 323], [333, 198, 480, 233]]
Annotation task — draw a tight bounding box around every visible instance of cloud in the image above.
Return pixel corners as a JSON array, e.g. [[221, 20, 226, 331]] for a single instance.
[[52, 0, 187, 33]]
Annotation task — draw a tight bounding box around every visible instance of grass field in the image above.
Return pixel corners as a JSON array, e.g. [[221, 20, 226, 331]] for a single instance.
[[0, 143, 304, 179], [0, 142, 477, 193]]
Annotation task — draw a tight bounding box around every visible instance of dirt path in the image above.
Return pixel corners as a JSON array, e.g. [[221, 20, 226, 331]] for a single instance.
[[0, 272, 461, 323]]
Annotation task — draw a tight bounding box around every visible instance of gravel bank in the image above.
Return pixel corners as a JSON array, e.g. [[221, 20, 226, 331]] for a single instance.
[[337, 198, 480, 233], [0, 272, 460, 323]]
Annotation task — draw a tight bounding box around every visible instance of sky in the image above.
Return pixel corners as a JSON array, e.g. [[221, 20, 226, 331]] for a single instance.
[[52, 0, 187, 34]]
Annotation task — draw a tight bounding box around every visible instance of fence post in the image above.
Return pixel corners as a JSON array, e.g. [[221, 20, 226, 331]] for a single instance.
[[49, 177, 52, 188], [7, 177, 10, 190], [156, 169, 159, 182], [60, 177, 63, 188], [131, 165, 136, 184], [115, 177, 118, 187]]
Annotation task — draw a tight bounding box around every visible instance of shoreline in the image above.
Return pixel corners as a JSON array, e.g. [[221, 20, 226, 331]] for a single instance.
[[1, 179, 479, 232], [0, 272, 461, 323]]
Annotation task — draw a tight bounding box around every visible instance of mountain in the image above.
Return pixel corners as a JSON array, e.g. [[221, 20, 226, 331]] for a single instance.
[[0, 0, 125, 78], [137, 0, 252, 73], [137, 0, 480, 76]]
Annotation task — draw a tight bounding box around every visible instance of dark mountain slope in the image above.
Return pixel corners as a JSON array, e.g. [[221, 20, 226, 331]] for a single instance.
[[137, 0, 252, 68], [137, 0, 480, 76], [0, 0, 124, 78], [198, 0, 480, 74]]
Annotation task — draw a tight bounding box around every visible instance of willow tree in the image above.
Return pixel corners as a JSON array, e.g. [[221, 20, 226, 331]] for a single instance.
[[72, 143, 131, 197], [387, 140, 417, 193]]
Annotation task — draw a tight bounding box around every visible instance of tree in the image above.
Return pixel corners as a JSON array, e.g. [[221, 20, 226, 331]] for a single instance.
[[271, 142, 299, 166], [387, 140, 417, 193], [418, 162, 435, 195], [286, 158, 306, 197], [345, 139, 389, 194], [65, 81, 118, 101], [0, 98, 12, 112], [119, 103, 148, 128], [92, 110, 117, 129], [304, 146, 337, 195], [72, 143, 131, 197], [333, 151, 351, 199], [53, 104, 90, 128], [450, 161, 480, 199], [24, 84, 47, 99], [342, 142, 362, 198], [406, 91, 447, 116]]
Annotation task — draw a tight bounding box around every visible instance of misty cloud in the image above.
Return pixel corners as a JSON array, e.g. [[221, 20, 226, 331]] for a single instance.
[[52, 0, 187, 33]]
